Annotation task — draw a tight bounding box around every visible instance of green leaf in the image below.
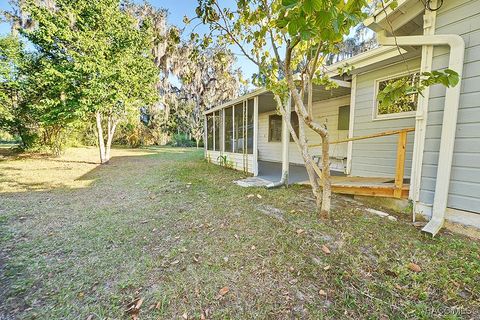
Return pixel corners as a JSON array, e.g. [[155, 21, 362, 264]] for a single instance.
[[287, 20, 299, 35], [312, 0, 323, 10], [304, 0, 314, 14], [282, 0, 298, 8]]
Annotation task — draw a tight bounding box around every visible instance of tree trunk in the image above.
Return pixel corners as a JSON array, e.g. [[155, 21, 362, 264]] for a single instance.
[[285, 73, 332, 217], [320, 134, 331, 217], [105, 118, 117, 163], [274, 95, 326, 215], [95, 112, 107, 164]]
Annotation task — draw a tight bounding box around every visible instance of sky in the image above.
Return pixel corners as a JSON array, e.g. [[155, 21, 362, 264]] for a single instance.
[[0, 0, 259, 81]]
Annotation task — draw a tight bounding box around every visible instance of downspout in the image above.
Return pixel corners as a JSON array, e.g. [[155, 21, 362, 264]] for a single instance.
[[267, 96, 291, 188], [377, 31, 465, 236]]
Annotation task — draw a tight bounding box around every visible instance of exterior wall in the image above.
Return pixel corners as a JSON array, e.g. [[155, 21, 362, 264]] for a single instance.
[[419, 0, 480, 214], [205, 150, 255, 174], [257, 95, 351, 172], [350, 58, 421, 178]]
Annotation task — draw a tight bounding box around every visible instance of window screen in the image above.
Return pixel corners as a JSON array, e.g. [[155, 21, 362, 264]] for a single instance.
[[206, 114, 213, 150], [233, 103, 244, 153], [213, 110, 221, 151], [224, 107, 233, 152], [247, 99, 254, 154]]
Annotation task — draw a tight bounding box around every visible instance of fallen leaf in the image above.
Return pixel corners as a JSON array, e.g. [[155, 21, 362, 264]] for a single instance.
[[218, 286, 230, 296], [182, 312, 188, 319], [125, 297, 143, 318], [251, 245, 256, 250], [170, 260, 180, 265], [247, 194, 255, 198], [321, 245, 331, 255], [408, 262, 421, 272], [323, 265, 331, 271], [155, 301, 162, 309], [134, 298, 143, 310], [319, 289, 327, 296], [86, 315, 94, 320], [296, 229, 305, 235], [256, 194, 262, 199]]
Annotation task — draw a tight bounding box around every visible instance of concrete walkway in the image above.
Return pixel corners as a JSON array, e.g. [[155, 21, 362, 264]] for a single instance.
[[234, 160, 344, 187]]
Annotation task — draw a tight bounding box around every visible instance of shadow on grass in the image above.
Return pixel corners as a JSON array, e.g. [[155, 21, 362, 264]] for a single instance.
[[0, 147, 198, 194]]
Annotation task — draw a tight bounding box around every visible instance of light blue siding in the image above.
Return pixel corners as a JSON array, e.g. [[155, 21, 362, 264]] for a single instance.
[[419, 0, 480, 213], [351, 59, 420, 177]]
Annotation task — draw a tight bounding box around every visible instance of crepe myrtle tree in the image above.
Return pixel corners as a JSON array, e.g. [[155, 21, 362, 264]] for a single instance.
[[195, 0, 367, 216], [24, 0, 158, 163], [196, 0, 460, 217]]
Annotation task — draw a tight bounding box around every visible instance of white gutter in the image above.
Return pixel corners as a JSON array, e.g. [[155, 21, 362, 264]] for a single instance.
[[377, 31, 465, 236]]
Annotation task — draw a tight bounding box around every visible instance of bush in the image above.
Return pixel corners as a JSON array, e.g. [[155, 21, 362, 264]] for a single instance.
[[169, 133, 196, 147]]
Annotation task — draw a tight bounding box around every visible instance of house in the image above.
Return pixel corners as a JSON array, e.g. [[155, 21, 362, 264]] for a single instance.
[[203, 0, 480, 235]]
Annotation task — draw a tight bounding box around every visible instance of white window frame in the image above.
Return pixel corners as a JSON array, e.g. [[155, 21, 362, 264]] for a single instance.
[[372, 70, 420, 121]]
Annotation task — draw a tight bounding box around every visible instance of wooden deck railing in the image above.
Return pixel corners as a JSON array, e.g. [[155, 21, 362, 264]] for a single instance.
[[309, 127, 415, 199]]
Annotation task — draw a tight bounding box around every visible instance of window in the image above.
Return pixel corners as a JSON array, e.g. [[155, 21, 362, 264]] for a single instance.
[[338, 105, 350, 130], [268, 114, 282, 142], [206, 114, 213, 150], [375, 72, 419, 119], [224, 107, 233, 152], [268, 112, 299, 142]]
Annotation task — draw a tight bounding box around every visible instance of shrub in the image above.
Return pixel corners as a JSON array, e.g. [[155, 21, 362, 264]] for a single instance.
[[169, 133, 196, 147]]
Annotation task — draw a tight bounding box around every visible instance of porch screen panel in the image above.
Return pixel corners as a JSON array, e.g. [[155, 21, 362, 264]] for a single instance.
[[233, 103, 244, 153], [214, 110, 221, 151], [224, 107, 233, 152], [247, 99, 254, 154], [206, 114, 213, 150]]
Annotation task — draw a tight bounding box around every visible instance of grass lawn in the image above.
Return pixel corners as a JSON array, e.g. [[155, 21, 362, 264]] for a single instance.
[[0, 146, 479, 319]]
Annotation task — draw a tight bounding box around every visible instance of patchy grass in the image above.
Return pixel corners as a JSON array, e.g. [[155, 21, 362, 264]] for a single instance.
[[0, 147, 478, 319]]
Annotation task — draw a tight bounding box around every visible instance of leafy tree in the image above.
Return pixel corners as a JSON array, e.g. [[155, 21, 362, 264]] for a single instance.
[[0, 35, 40, 148], [172, 43, 242, 147], [127, 2, 183, 143], [22, 0, 158, 163], [196, 0, 367, 216]]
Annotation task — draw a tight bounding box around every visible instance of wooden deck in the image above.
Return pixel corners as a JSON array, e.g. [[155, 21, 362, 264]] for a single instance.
[[331, 176, 410, 199], [299, 176, 410, 199]]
